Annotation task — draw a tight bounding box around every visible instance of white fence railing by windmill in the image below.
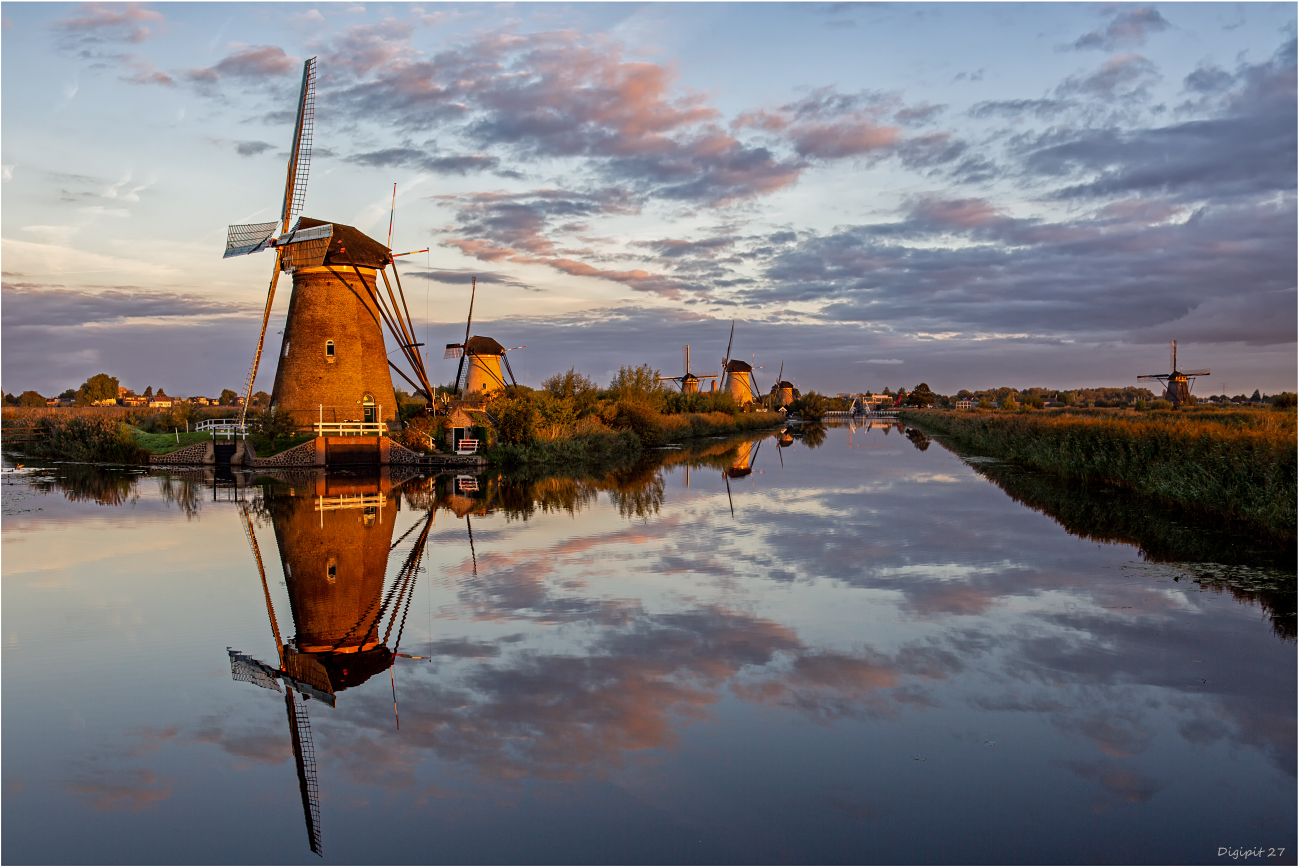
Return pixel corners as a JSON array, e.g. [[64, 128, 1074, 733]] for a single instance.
[[313, 421, 388, 436], [195, 419, 248, 437], [311, 404, 387, 436]]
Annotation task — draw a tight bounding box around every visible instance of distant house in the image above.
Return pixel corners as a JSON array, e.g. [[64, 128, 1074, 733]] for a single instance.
[[122, 395, 148, 407], [45, 397, 60, 407], [189, 396, 214, 406], [955, 399, 975, 409], [148, 396, 173, 408]]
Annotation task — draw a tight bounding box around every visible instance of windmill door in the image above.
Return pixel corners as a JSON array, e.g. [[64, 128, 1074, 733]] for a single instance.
[[363, 394, 376, 425]]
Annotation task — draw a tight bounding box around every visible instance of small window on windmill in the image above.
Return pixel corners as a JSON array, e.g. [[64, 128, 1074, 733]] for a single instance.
[[362, 505, 377, 526], [325, 557, 337, 584], [283, 340, 291, 358], [325, 340, 335, 362]]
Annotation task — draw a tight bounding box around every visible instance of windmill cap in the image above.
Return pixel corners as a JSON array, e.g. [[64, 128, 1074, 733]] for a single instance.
[[296, 216, 391, 268], [465, 335, 506, 355], [725, 359, 752, 372]]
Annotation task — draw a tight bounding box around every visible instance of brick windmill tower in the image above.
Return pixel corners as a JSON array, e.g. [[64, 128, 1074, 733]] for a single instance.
[[719, 321, 761, 406], [223, 58, 433, 431], [443, 277, 522, 397]]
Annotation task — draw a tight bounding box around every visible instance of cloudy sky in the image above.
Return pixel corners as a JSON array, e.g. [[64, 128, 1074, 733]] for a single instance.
[[2, 2, 1295, 398]]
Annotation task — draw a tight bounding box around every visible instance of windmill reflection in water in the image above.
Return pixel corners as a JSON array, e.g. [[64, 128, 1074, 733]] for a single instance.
[[228, 476, 435, 857]]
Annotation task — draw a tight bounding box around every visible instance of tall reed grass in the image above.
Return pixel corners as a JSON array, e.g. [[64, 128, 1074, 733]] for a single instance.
[[902, 408, 1297, 538]]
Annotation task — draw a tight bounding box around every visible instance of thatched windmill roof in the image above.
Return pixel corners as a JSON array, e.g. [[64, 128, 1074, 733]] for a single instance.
[[464, 335, 506, 355], [295, 217, 391, 268]]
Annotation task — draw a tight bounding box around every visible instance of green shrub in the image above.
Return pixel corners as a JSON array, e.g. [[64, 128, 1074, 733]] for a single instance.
[[789, 391, 828, 420], [24, 415, 149, 464], [494, 389, 538, 445]]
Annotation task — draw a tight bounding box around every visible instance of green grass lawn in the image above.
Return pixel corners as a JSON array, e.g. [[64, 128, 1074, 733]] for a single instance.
[[131, 429, 216, 455]]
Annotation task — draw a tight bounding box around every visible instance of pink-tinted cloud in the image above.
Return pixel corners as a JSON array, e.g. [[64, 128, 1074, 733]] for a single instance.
[[735, 86, 905, 160], [54, 3, 163, 45], [69, 769, 172, 812], [120, 55, 173, 86], [189, 44, 299, 83]]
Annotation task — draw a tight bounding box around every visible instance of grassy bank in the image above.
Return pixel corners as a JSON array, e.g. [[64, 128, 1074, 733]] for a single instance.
[[132, 430, 212, 454], [901, 408, 1297, 538], [489, 409, 782, 471], [9, 415, 150, 464]]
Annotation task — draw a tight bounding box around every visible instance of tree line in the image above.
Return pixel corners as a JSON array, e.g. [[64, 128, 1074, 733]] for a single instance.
[[3, 373, 266, 408]]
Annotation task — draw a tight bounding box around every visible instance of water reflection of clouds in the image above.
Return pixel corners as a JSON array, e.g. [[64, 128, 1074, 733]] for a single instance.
[[4, 425, 1293, 861]]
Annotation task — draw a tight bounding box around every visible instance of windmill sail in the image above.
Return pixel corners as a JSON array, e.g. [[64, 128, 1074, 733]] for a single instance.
[[224, 221, 279, 258], [281, 59, 317, 228], [235, 56, 318, 425], [285, 690, 323, 857]]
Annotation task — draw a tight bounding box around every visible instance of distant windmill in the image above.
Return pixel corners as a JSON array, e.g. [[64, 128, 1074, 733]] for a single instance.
[[659, 345, 718, 393], [443, 277, 521, 396], [768, 362, 797, 408], [719, 321, 761, 406], [1137, 341, 1210, 408], [223, 57, 433, 429]]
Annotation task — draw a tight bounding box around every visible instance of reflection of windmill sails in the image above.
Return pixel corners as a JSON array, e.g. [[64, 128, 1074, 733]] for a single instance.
[[229, 482, 436, 857]]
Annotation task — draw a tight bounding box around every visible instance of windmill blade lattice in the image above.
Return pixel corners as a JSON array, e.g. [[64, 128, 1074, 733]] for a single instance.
[[224, 221, 280, 258]]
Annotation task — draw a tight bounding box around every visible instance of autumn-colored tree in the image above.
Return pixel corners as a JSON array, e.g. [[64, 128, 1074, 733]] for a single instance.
[[76, 373, 120, 406], [17, 391, 46, 407]]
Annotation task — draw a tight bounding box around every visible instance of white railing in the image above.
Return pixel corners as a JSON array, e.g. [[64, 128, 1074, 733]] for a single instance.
[[455, 439, 479, 455], [195, 419, 248, 436], [316, 493, 386, 512], [313, 421, 388, 436]]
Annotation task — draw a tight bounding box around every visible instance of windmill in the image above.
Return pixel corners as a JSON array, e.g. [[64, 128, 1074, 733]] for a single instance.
[[659, 345, 718, 393], [1137, 341, 1210, 408], [443, 278, 522, 397], [719, 321, 761, 406], [223, 58, 434, 431], [228, 482, 434, 856], [768, 362, 797, 408]]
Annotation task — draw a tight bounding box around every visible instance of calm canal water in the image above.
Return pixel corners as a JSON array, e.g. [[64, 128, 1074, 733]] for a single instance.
[[2, 422, 1295, 865]]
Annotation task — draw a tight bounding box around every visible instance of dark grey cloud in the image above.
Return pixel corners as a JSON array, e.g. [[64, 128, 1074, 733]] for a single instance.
[[751, 193, 1296, 343], [1069, 6, 1171, 52], [428, 638, 500, 658], [1021, 42, 1296, 201], [1, 284, 250, 328], [1184, 63, 1234, 94], [969, 98, 1073, 120], [404, 269, 537, 292], [234, 140, 273, 157], [346, 147, 500, 176]]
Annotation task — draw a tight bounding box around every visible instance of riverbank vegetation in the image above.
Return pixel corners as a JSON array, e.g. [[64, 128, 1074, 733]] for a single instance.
[[482, 365, 784, 470], [901, 408, 1297, 538]]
